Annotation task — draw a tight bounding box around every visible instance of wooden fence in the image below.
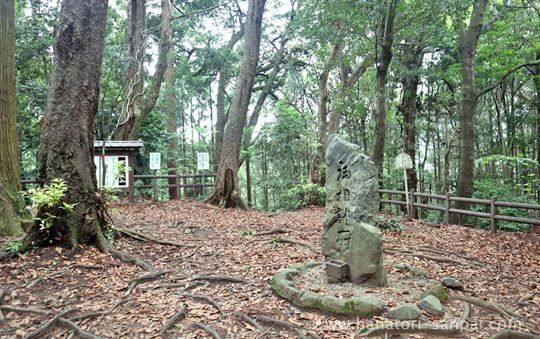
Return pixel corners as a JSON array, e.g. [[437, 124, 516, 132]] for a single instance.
[[133, 173, 216, 201], [380, 189, 540, 233], [21, 173, 217, 202]]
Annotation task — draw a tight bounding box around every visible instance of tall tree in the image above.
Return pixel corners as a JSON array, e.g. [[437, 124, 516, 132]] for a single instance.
[[113, 0, 170, 140], [206, 0, 266, 208], [24, 0, 109, 247], [0, 0, 27, 236], [452, 0, 489, 224], [371, 0, 398, 176]]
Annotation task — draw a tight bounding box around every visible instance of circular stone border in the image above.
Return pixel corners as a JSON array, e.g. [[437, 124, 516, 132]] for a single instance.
[[270, 262, 384, 316]]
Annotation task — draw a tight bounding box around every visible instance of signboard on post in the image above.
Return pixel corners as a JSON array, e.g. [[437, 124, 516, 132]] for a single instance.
[[395, 152, 413, 220], [395, 153, 413, 170], [197, 152, 210, 170], [149, 152, 161, 170]]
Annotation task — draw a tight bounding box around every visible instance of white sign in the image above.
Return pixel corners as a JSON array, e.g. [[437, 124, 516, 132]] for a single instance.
[[197, 152, 210, 170], [395, 153, 413, 170], [149, 152, 161, 170]]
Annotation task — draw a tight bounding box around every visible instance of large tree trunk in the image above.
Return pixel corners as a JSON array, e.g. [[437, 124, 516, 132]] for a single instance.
[[214, 26, 245, 170], [25, 0, 108, 247], [371, 0, 398, 178], [206, 0, 266, 208], [398, 44, 424, 194], [114, 0, 170, 140], [452, 0, 488, 224], [0, 0, 27, 236], [533, 49, 540, 202]]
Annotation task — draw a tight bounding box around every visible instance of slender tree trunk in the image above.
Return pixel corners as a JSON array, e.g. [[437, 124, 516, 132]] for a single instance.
[[240, 36, 287, 167], [452, 0, 488, 224], [214, 27, 245, 170], [309, 41, 341, 185], [371, 0, 398, 179], [162, 0, 177, 200], [399, 44, 423, 194], [114, 0, 170, 140], [245, 156, 252, 207], [206, 0, 266, 208], [533, 49, 540, 201], [0, 0, 27, 236], [25, 0, 108, 247]]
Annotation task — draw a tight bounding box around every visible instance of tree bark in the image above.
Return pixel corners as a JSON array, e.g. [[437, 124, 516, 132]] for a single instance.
[[398, 44, 424, 194], [240, 36, 288, 167], [371, 0, 398, 178], [214, 26, 245, 171], [0, 0, 27, 236], [25, 0, 108, 247], [162, 0, 177, 200], [452, 0, 489, 224], [533, 49, 540, 201], [206, 0, 266, 208], [114, 0, 170, 140], [309, 41, 342, 185]]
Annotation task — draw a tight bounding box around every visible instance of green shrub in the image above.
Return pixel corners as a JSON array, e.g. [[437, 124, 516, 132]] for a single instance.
[[283, 182, 325, 210]]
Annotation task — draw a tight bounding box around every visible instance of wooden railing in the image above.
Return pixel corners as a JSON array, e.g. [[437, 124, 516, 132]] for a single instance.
[[133, 173, 216, 200], [20, 173, 217, 202], [380, 189, 540, 233]]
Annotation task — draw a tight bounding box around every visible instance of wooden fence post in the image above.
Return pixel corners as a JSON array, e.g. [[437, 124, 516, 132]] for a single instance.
[[490, 197, 497, 233], [183, 176, 188, 198], [445, 192, 451, 224], [175, 173, 180, 200], [409, 189, 416, 220], [153, 170, 157, 200]]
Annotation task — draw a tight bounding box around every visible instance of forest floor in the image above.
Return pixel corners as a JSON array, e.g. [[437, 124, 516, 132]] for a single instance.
[[0, 199, 539, 338]]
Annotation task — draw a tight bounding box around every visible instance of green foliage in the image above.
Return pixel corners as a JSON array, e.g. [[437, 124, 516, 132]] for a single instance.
[[26, 178, 74, 230], [4, 239, 25, 255], [376, 215, 405, 232], [472, 179, 532, 232], [283, 182, 326, 210]]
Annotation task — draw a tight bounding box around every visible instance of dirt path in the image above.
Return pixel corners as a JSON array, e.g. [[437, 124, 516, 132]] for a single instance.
[[1, 200, 538, 338]]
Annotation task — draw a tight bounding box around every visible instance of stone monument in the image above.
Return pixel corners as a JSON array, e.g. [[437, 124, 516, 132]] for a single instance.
[[322, 134, 386, 286]]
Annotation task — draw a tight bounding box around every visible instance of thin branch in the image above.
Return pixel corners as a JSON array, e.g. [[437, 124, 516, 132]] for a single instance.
[[477, 60, 540, 98], [171, 4, 223, 21]]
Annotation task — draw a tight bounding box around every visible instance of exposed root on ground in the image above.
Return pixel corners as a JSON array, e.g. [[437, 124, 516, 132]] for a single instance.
[[95, 229, 154, 272], [385, 247, 482, 267], [233, 312, 263, 332], [25, 308, 75, 339], [115, 226, 195, 248], [357, 321, 463, 337], [270, 237, 316, 251], [192, 275, 245, 284], [451, 293, 532, 325], [491, 329, 540, 339], [161, 305, 188, 335], [251, 228, 287, 237], [182, 293, 224, 316], [192, 322, 222, 338], [256, 315, 321, 339]]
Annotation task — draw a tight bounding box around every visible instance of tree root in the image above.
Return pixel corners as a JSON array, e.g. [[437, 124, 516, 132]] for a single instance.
[[70, 298, 129, 322], [192, 275, 245, 284], [25, 308, 75, 339], [233, 312, 263, 332], [451, 293, 530, 324], [357, 321, 463, 337], [182, 293, 224, 316], [270, 237, 316, 251], [416, 245, 485, 265], [251, 228, 287, 237], [0, 305, 104, 339], [95, 229, 154, 272], [161, 305, 188, 335], [384, 248, 480, 267], [192, 322, 222, 339], [125, 270, 171, 296], [0, 289, 5, 321], [116, 226, 195, 248], [491, 329, 539, 339], [256, 315, 321, 339]]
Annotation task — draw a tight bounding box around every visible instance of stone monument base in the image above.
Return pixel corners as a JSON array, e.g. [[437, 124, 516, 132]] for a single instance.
[[271, 261, 449, 319]]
